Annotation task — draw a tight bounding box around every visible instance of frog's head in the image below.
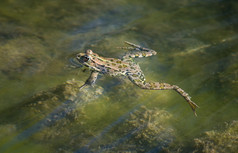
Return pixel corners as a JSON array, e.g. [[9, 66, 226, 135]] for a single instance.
[[76, 49, 98, 69]]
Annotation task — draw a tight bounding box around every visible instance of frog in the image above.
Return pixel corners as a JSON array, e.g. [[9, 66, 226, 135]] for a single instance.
[[75, 41, 199, 116]]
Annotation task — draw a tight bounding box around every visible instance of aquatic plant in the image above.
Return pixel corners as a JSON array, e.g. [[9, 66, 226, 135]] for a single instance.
[[194, 121, 238, 153]]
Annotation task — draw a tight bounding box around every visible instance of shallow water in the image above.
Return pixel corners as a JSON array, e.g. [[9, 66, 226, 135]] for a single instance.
[[0, 0, 237, 152]]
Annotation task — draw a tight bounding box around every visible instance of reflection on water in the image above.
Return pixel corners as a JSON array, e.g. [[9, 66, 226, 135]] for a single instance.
[[0, 0, 237, 152]]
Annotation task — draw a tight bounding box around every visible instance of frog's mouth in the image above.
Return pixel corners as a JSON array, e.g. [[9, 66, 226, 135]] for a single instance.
[[69, 58, 83, 68]]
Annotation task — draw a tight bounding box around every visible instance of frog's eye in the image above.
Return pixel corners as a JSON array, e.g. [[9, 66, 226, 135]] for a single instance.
[[86, 49, 93, 55], [83, 56, 90, 62]]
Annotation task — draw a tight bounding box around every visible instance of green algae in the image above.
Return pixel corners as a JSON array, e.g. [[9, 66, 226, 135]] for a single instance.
[[194, 121, 238, 153], [88, 106, 175, 153]]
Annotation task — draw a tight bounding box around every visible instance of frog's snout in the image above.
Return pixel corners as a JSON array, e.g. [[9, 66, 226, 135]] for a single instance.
[[76, 53, 90, 64], [76, 54, 83, 64]]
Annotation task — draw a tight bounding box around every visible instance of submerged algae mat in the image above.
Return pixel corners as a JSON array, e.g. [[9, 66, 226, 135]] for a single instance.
[[0, 0, 238, 152], [0, 80, 237, 152], [0, 79, 174, 152]]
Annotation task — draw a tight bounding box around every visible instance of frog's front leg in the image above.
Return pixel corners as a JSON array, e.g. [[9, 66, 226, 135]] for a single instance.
[[79, 71, 99, 89], [128, 74, 199, 116], [120, 41, 157, 59]]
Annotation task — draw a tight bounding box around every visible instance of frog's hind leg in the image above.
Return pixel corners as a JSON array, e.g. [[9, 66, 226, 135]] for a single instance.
[[120, 41, 157, 59], [124, 41, 156, 53], [128, 74, 199, 116]]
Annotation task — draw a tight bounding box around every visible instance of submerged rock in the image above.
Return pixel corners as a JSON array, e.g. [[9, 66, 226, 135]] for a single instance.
[[194, 121, 238, 153]]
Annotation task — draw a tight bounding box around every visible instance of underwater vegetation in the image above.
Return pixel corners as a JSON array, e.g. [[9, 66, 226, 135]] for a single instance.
[[1, 79, 237, 152], [194, 121, 238, 153]]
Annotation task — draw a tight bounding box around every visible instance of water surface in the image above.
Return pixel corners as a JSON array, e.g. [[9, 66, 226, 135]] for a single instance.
[[0, 0, 237, 152]]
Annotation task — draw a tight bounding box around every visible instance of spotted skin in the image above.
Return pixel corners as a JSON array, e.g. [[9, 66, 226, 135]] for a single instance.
[[75, 41, 199, 116]]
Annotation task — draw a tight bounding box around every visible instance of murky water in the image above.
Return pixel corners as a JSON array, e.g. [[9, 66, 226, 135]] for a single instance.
[[0, 0, 237, 152]]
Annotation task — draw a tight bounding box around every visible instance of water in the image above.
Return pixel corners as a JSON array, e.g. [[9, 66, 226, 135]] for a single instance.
[[0, 0, 237, 152]]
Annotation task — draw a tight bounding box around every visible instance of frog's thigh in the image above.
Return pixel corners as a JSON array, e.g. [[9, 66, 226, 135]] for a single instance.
[[128, 73, 146, 86], [128, 74, 173, 90]]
